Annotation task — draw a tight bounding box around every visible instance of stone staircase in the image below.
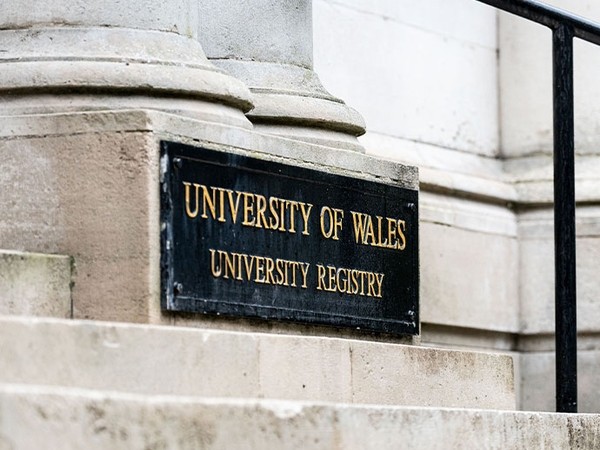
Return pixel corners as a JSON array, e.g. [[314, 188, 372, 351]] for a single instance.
[[3, 384, 600, 449], [0, 316, 515, 409], [1, 249, 599, 449]]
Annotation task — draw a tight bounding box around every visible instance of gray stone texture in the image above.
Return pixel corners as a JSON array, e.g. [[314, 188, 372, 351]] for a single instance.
[[0, 0, 254, 128], [4, 0, 600, 419], [0, 384, 598, 450], [0, 110, 415, 324], [317, 0, 600, 414], [0, 316, 515, 410], [198, 0, 366, 151], [0, 129, 160, 323], [520, 350, 600, 414], [0, 250, 71, 318], [499, 0, 600, 159], [420, 221, 519, 333], [199, 0, 313, 67]]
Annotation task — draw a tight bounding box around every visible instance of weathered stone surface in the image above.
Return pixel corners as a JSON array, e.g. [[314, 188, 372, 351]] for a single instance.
[[499, 0, 600, 158], [420, 221, 519, 333], [0, 0, 253, 127], [518, 207, 600, 335], [0, 383, 598, 450], [520, 349, 600, 413], [0, 316, 515, 409], [350, 339, 514, 409], [0, 129, 161, 323], [314, 0, 499, 157], [199, 0, 313, 68], [0, 109, 415, 324], [0, 250, 71, 318], [199, 0, 366, 151]]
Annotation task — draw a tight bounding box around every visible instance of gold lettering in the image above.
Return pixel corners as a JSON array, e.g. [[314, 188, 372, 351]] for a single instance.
[[332, 208, 344, 240], [336, 268, 348, 293], [200, 184, 217, 219], [351, 211, 368, 244], [209, 249, 221, 277], [311, 263, 384, 298], [242, 192, 255, 226], [350, 269, 359, 294], [243, 254, 255, 280], [289, 261, 298, 287], [376, 216, 388, 247], [288, 201, 299, 234], [299, 263, 310, 289], [387, 217, 398, 249], [255, 194, 269, 229], [352, 211, 408, 251], [299, 203, 313, 236], [210, 249, 383, 298], [359, 271, 366, 296], [223, 251, 236, 279], [278, 200, 287, 232], [375, 273, 385, 298], [276, 259, 285, 285], [254, 256, 265, 283], [327, 266, 337, 292], [183, 183, 321, 239], [232, 252, 244, 280], [183, 182, 200, 218], [397, 220, 407, 250], [265, 257, 276, 285], [226, 190, 242, 224], [320, 206, 331, 238], [217, 188, 226, 223], [209, 250, 310, 293], [283, 260, 290, 286], [316, 264, 326, 291], [365, 217, 375, 246], [367, 272, 376, 297], [319, 207, 344, 240], [268, 197, 280, 230]]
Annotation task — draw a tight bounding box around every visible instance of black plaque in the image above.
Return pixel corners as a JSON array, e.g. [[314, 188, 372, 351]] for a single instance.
[[160, 141, 419, 335]]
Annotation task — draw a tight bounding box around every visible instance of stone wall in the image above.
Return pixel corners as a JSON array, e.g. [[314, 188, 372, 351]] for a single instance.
[[314, 0, 600, 412], [3, 0, 600, 414]]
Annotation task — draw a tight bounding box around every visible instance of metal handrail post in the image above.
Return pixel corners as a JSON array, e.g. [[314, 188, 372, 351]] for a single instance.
[[553, 23, 577, 413], [474, 0, 590, 412]]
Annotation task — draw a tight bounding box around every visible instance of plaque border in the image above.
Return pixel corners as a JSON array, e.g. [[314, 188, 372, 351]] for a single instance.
[[160, 141, 419, 335]]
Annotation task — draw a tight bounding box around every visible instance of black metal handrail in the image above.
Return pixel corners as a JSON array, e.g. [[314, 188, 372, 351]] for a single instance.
[[474, 0, 600, 413]]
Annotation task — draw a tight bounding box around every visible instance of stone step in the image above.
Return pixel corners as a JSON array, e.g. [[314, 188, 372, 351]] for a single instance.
[[0, 383, 598, 450], [0, 250, 71, 318], [0, 315, 515, 410]]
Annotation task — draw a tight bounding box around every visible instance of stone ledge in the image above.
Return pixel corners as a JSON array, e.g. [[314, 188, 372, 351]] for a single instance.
[[0, 109, 418, 190], [0, 250, 71, 318], [0, 315, 515, 410], [0, 383, 597, 450], [0, 110, 417, 324], [363, 132, 516, 205]]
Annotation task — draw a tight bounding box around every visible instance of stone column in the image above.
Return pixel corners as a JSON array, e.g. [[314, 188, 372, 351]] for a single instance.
[[0, 0, 253, 128], [198, 0, 366, 151]]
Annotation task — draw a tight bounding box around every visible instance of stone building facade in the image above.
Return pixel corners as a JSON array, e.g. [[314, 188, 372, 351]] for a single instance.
[[1, 0, 600, 446], [313, 0, 600, 412]]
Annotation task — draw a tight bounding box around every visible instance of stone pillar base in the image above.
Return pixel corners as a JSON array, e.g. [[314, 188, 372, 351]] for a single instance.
[[0, 27, 253, 128], [0, 110, 416, 326]]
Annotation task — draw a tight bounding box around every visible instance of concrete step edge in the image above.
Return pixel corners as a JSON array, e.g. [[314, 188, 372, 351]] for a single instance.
[[0, 314, 516, 410], [0, 383, 597, 450]]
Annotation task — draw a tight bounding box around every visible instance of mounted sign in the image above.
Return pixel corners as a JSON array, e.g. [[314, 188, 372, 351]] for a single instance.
[[160, 141, 419, 335]]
